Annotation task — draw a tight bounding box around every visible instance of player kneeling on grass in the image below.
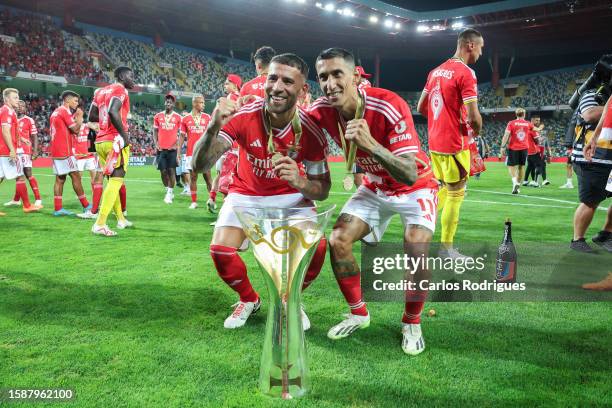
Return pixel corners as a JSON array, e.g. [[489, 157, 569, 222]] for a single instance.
[[308, 48, 438, 356], [87, 66, 135, 236], [192, 53, 330, 330]]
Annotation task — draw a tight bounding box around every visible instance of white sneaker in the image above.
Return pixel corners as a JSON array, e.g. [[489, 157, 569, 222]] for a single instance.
[[34, 200, 43, 207], [438, 247, 473, 267], [511, 184, 520, 195], [117, 219, 133, 229], [401, 323, 425, 356], [163, 193, 173, 204], [189, 202, 198, 209], [92, 224, 117, 237], [301, 305, 311, 331], [77, 210, 97, 219], [542, 180, 550, 186], [207, 198, 217, 213], [224, 298, 261, 329], [327, 313, 370, 340], [528, 181, 539, 187], [521, 181, 529, 186], [180, 189, 190, 196], [4, 200, 20, 207]]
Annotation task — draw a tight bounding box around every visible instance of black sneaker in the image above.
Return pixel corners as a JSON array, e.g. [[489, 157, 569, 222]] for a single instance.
[[570, 238, 595, 253], [512, 184, 520, 195], [592, 230, 612, 244]]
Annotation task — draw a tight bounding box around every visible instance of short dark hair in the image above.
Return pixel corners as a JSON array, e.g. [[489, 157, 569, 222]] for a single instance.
[[458, 28, 483, 44], [254, 46, 276, 67], [61, 90, 79, 100], [114, 66, 132, 79], [270, 53, 309, 78], [316, 47, 355, 67]]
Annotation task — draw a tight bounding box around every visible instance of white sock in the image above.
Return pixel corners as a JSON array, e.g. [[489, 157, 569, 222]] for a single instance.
[[567, 178, 573, 185], [512, 177, 518, 186], [167, 187, 173, 194]]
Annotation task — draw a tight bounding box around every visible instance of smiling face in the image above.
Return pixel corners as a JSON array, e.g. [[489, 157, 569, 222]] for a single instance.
[[315, 57, 359, 110], [264, 62, 305, 115]]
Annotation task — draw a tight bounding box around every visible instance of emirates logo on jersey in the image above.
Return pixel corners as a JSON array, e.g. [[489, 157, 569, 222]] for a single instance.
[[431, 81, 443, 121]]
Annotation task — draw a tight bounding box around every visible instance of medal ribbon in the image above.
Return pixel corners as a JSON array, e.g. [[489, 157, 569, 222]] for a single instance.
[[338, 91, 364, 173], [264, 106, 302, 156]]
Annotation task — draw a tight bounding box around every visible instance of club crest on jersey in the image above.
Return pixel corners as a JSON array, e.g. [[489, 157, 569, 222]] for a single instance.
[[431, 81, 443, 121]]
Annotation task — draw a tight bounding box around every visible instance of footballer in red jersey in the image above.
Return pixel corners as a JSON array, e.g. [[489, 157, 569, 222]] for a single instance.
[[49, 90, 90, 216], [0, 88, 40, 214], [179, 94, 213, 209], [310, 47, 437, 356], [417, 28, 483, 258], [239, 46, 275, 105], [153, 93, 182, 204], [75, 122, 98, 181], [356, 66, 372, 90], [4, 100, 41, 207], [501, 108, 534, 193], [224, 74, 242, 103], [86, 66, 135, 236], [192, 53, 330, 330], [522, 115, 545, 186]]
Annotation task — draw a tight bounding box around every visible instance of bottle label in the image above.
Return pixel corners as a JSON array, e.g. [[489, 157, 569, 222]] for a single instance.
[[496, 260, 516, 282]]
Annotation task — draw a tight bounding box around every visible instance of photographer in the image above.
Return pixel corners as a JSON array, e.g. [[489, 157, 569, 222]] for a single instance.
[[569, 55, 612, 252]]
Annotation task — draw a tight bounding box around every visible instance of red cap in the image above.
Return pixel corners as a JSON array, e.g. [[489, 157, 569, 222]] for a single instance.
[[226, 74, 242, 89], [165, 92, 176, 101], [356, 66, 372, 79]]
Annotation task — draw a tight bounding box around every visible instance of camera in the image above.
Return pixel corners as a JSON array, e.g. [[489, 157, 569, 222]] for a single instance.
[[568, 54, 612, 109]]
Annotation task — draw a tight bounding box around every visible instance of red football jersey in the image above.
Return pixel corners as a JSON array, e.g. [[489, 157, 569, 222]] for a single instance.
[[0, 105, 18, 156], [526, 128, 540, 155], [506, 119, 533, 151], [218, 99, 328, 196], [227, 92, 240, 103], [181, 112, 211, 156], [309, 87, 437, 196], [95, 83, 130, 143], [239, 74, 266, 99], [422, 58, 478, 154], [358, 79, 372, 90], [74, 124, 93, 158], [18, 115, 37, 155], [154, 111, 182, 150], [49, 105, 76, 158]]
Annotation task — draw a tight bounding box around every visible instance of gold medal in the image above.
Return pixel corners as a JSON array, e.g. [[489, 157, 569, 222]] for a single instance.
[[343, 174, 354, 191], [192, 111, 201, 130]]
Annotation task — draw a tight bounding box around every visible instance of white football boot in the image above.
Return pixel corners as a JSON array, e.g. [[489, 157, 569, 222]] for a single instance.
[[327, 313, 370, 340], [401, 323, 426, 356], [224, 298, 261, 329]]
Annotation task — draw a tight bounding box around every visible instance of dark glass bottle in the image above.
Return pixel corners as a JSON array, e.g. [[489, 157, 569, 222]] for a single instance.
[[495, 219, 517, 283]]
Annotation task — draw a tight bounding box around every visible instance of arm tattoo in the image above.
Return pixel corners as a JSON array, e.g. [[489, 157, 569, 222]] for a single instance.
[[192, 127, 231, 172], [371, 146, 418, 185], [338, 213, 354, 224]]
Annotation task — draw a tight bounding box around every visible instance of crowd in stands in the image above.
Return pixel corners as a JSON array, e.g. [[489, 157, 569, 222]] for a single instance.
[[0, 10, 106, 82]]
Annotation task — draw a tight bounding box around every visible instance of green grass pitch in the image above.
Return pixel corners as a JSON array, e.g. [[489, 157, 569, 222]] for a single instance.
[[1, 162, 610, 407]]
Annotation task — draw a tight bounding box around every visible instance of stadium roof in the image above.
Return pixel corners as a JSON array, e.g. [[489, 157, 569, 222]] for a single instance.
[[6, 0, 612, 89]]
